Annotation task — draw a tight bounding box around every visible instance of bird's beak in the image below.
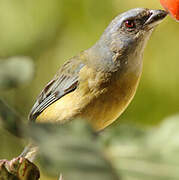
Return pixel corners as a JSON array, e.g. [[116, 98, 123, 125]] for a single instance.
[[144, 10, 168, 28]]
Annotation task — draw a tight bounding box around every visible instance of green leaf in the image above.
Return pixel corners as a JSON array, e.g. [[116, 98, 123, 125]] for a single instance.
[[0, 158, 40, 180], [0, 99, 24, 138], [106, 115, 179, 180], [29, 121, 120, 180]]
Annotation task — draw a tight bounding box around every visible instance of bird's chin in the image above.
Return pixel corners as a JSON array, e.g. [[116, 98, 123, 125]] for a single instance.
[[144, 26, 155, 32]]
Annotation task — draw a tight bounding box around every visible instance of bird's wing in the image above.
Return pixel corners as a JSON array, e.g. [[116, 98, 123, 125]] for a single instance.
[[29, 58, 85, 121]]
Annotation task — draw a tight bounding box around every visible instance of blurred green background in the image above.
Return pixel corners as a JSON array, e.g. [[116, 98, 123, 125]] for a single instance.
[[0, 0, 179, 180]]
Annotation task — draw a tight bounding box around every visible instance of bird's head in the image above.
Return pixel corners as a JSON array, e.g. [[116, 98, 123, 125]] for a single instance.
[[102, 8, 167, 51], [87, 8, 167, 72]]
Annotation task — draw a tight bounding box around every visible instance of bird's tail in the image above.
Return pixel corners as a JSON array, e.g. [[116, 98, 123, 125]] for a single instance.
[[19, 143, 39, 162]]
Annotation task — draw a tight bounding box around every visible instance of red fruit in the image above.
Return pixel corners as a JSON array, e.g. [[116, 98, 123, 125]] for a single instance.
[[160, 0, 179, 21]]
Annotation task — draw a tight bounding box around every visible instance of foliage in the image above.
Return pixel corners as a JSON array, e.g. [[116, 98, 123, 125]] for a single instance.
[[0, 157, 40, 180]]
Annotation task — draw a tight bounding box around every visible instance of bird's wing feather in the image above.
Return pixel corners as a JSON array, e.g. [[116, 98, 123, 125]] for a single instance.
[[29, 58, 85, 121]]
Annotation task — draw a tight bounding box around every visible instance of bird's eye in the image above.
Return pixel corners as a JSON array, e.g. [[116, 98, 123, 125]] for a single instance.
[[124, 20, 136, 29]]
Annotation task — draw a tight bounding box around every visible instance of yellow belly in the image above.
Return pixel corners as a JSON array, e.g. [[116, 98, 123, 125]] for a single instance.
[[37, 66, 141, 131], [80, 71, 141, 131]]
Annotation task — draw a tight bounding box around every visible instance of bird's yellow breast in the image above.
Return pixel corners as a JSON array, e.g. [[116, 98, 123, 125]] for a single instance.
[[36, 65, 141, 131], [80, 67, 141, 130]]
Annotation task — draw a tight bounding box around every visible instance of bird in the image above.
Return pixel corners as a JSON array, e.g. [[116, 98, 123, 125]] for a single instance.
[[21, 8, 167, 160]]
